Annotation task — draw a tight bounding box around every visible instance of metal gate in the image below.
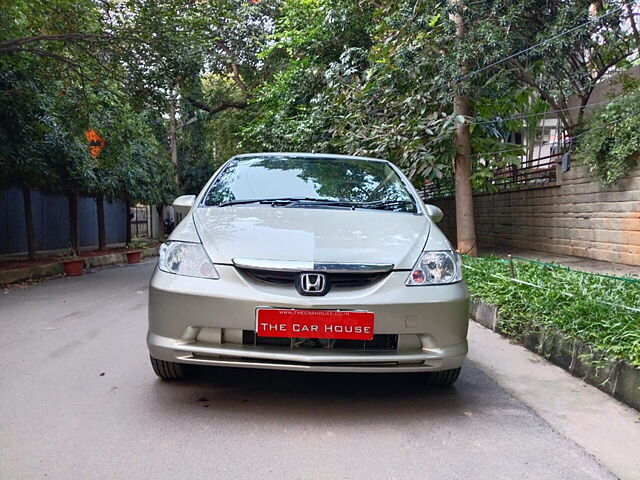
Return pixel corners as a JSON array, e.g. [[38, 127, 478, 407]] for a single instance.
[[130, 206, 149, 238]]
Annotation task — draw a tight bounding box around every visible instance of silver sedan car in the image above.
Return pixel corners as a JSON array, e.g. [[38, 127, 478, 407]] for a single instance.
[[148, 153, 469, 385]]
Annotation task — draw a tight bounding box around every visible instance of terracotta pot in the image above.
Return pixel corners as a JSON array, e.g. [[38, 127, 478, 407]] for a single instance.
[[126, 250, 142, 264], [61, 259, 84, 276]]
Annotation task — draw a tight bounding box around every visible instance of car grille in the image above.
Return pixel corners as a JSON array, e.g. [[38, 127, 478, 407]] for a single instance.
[[238, 268, 387, 289], [242, 330, 398, 351]]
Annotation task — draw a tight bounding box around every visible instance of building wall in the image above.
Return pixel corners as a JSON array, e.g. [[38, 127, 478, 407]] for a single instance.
[[429, 164, 640, 266], [0, 188, 127, 254]]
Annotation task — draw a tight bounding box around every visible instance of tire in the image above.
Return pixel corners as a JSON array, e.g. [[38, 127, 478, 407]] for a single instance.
[[150, 355, 185, 380], [424, 367, 461, 387]]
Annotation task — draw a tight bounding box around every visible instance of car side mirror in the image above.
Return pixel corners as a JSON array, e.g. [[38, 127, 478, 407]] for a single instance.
[[424, 204, 444, 223], [172, 195, 196, 215]]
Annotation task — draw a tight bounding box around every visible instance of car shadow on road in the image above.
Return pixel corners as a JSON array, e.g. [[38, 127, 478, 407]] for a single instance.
[[149, 362, 495, 423]]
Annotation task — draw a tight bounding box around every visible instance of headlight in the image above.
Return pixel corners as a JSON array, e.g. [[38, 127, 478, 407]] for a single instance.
[[406, 250, 462, 286], [158, 241, 219, 279]]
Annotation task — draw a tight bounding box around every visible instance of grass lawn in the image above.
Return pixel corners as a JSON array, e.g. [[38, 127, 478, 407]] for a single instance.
[[462, 256, 640, 367]]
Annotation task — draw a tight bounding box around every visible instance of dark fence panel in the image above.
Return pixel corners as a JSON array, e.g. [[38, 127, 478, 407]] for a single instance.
[[490, 155, 558, 190], [422, 153, 560, 201], [0, 188, 127, 254]]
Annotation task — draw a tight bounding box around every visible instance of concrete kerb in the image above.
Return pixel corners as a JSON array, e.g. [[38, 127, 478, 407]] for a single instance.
[[0, 262, 64, 285], [470, 298, 640, 411], [0, 246, 160, 287], [469, 299, 500, 331]]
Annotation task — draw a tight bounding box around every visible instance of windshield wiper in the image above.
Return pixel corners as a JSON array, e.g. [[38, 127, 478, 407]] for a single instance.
[[215, 197, 415, 211], [289, 199, 364, 208], [358, 200, 416, 211], [216, 197, 336, 207], [289, 199, 417, 211]]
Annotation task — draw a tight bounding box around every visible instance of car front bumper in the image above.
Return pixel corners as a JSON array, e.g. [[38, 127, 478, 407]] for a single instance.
[[147, 265, 470, 373]]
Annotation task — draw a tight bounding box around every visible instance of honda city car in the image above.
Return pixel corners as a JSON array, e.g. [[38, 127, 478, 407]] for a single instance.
[[147, 153, 469, 385]]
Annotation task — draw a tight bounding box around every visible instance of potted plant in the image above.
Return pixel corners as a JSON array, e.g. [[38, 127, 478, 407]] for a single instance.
[[60, 244, 84, 276], [125, 238, 145, 264]]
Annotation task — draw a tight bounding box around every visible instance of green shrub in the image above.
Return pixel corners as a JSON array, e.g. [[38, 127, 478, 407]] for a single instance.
[[575, 84, 640, 185]]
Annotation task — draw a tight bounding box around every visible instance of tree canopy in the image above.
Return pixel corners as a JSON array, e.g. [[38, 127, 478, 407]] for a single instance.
[[1, 0, 639, 256]]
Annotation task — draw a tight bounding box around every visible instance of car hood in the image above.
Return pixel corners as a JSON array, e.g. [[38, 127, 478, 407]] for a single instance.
[[193, 206, 430, 270]]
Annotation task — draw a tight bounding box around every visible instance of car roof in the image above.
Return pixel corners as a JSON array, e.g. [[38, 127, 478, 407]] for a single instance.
[[232, 152, 389, 164]]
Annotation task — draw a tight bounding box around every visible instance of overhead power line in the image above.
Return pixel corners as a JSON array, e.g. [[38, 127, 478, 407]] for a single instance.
[[456, 4, 626, 83]]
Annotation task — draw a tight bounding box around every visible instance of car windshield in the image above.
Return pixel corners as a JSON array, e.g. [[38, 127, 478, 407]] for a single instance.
[[202, 155, 418, 213]]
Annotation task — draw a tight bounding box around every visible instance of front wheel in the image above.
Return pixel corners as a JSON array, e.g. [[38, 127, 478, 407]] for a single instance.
[[150, 355, 185, 380], [424, 367, 461, 387]]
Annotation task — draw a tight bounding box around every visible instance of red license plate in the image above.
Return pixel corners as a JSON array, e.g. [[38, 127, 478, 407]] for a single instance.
[[256, 308, 375, 340]]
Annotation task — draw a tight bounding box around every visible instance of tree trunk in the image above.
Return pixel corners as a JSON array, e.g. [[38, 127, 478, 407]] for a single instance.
[[451, 0, 477, 256], [624, 1, 640, 57], [67, 190, 80, 253], [453, 98, 477, 256], [125, 199, 132, 245], [21, 185, 36, 260], [156, 204, 164, 238], [96, 195, 106, 250]]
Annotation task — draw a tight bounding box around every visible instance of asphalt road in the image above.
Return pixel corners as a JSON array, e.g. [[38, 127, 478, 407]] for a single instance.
[[0, 261, 615, 480]]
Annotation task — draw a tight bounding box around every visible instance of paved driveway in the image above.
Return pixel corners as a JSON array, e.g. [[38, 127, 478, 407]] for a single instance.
[[0, 261, 615, 479]]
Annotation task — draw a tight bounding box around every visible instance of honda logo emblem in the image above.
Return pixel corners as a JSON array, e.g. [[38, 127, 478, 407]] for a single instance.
[[296, 273, 330, 296], [301, 273, 325, 292]]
